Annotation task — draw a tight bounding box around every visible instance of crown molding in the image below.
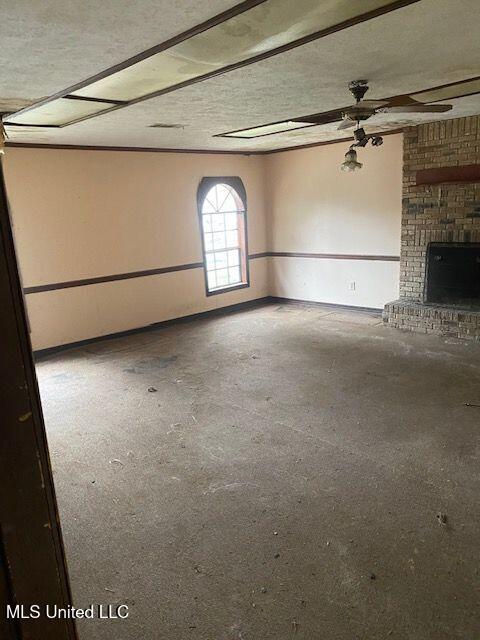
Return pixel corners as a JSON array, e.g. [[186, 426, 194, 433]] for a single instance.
[[5, 129, 404, 157]]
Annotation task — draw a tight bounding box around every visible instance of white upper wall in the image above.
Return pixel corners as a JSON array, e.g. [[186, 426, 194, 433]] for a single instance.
[[266, 133, 402, 256], [265, 133, 403, 308]]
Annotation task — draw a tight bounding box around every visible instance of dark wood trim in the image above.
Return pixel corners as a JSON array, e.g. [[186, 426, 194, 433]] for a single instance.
[[270, 296, 383, 313], [34, 295, 383, 358], [269, 251, 400, 262], [410, 75, 480, 99], [23, 261, 204, 294], [4, 123, 61, 128], [23, 251, 398, 295], [416, 164, 480, 186], [0, 157, 77, 636], [34, 296, 272, 359], [217, 122, 319, 139], [0, 529, 21, 639], [23, 252, 400, 295], [5, 129, 405, 156], [5, 0, 420, 129], [249, 252, 269, 259], [5, 142, 256, 155], [64, 95, 127, 106]]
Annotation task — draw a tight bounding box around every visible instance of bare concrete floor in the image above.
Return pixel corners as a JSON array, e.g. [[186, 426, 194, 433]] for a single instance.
[[36, 302, 480, 640]]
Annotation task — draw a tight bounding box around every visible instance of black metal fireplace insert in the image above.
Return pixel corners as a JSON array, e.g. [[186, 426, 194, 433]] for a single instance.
[[425, 242, 480, 308]]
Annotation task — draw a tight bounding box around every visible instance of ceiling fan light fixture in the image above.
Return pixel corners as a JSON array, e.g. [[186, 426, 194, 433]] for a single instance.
[[341, 148, 362, 172], [371, 135, 384, 146]]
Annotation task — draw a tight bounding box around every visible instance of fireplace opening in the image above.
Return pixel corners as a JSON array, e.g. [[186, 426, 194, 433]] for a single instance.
[[426, 242, 480, 308]]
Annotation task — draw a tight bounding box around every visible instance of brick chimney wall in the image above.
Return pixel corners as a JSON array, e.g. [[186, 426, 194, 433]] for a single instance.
[[383, 115, 480, 341], [400, 115, 480, 300]]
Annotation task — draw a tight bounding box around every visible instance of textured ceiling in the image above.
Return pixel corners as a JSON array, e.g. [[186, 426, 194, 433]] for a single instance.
[[2, 0, 480, 151]]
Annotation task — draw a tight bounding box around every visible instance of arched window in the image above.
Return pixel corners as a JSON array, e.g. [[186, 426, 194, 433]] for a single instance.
[[197, 177, 249, 295]]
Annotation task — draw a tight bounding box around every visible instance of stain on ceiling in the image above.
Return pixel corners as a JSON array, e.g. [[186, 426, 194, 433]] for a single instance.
[[2, 0, 480, 152]]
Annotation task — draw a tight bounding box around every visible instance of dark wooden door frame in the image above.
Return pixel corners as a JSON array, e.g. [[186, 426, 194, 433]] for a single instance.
[[0, 159, 77, 638]]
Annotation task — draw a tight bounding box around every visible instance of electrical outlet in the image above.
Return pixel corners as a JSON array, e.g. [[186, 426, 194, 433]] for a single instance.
[[349, 282, 356, 291]]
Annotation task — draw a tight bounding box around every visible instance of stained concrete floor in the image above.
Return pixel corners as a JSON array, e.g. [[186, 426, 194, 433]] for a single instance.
[[36, 302, 480, 640]]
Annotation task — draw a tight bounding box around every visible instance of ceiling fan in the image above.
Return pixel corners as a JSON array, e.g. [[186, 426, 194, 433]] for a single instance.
[[335, 80, 453, 130]]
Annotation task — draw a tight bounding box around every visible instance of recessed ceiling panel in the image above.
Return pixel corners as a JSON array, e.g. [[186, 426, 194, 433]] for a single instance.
[[7, 0, 406, 127], [70, 0, 397, 102], [221, 120, 317, 138], [6, 98, 113, 126], [412, 77, 480, 103], [2, 0, 480, 150]]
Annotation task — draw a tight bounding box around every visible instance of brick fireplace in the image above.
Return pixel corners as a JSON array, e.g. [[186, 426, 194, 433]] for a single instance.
[[383, 115, 480, 341]]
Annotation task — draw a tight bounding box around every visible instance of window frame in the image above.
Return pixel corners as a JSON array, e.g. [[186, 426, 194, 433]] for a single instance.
[[197, 176, 250, 297]]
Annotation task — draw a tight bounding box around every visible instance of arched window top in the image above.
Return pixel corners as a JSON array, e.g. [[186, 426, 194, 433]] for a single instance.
[[201, 183, 245, 215], [197, 177, 249, 295]]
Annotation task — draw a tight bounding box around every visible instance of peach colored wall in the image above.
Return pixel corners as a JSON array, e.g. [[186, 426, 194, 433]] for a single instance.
[[4, 135, 403, 349], [265, 133, 403, 308], [4, 148, 268, 350]]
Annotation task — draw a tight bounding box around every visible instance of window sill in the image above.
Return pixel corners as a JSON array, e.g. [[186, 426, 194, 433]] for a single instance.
[[206, 282, 250, 297]]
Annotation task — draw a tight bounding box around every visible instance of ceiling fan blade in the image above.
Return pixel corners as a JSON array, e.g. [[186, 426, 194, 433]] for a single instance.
[[296, 108, 343, 126], [381, 94, 421, 107], [380, 104, 453, 113], [337, 118, 356, 130], [356, 99, 389, 108]]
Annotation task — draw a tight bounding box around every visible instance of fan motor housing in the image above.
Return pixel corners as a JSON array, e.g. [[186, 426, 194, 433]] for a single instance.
[[348, 80, 369, 102], [342, 106, 376, 122]]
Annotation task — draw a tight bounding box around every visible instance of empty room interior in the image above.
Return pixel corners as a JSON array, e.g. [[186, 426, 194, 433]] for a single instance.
[[1, 1, 480, 638]]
